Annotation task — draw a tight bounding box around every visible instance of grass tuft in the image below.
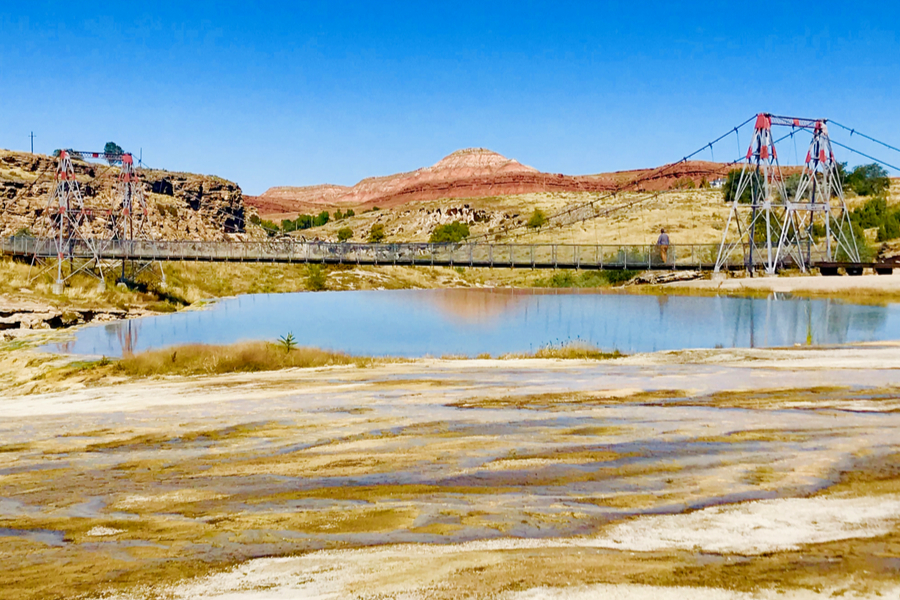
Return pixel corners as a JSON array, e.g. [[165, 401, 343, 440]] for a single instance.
[[114, 342, 366, 376], [504, 341, 622, 360]]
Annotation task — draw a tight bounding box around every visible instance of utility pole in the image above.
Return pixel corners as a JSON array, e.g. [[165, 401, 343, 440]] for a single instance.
[[29, 132, 36, 154]]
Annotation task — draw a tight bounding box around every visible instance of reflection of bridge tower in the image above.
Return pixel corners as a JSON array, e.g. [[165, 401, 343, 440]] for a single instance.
[[33, 150, 105, 292], [776, 121, 858, 267], [116, 318, 141, 356], [715, 114, 796, 275]]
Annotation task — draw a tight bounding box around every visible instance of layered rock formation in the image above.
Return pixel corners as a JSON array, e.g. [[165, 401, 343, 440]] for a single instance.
[[245, 184, 352, 215], [247, 148, 737, 216], [0, 150, 255, 241]]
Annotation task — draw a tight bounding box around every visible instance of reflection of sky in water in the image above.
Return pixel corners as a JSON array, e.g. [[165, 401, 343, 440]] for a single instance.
[[43, 290, 900, 358]]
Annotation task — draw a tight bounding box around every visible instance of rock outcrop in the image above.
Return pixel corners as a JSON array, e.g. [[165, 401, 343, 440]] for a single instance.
[[0, 298, 154, 332], [0, 150, 257, 241], [247, 148, 737, 216]]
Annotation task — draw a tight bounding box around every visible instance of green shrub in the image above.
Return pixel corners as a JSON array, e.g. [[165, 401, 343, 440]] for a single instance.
[[878, 214, 900, 241], [345, 209, 356, 218], [722, 169, 761, 204], [846, 163, 890, 197], [781, 173, 803, 201], [836, 221, 873, 262], [429, 221, 470, 243], [368, 223, 386, 243], [306, 265, 327, 291], [527, 208, 547, 229], [604, 269, 640, 285], [250, 214, 280, 236], [851, 197, 888, 229], [313, 210, 330, 227], [541, 269, 638, 288], [337, 227, 353, 242]]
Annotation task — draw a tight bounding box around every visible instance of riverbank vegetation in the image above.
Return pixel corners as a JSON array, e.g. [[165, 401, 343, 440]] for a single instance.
[[538, 269, 640, 288], [23, 340, 625, 391], [116, 342, 367, 376], [42, 342, 369, 384]]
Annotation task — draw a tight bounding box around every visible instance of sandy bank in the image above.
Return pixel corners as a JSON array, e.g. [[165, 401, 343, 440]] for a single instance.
[[667, 271, 900, 295]]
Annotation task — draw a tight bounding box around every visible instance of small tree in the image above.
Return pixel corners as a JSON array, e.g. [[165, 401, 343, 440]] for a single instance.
[[722, 169, 760, 204], [846, 164, 890, 197], [345, 208, 356, 218], [527, 208, 547, 229], [368, 223, 386, 243], [278, 332, 298, 352], [104, 141, 124, 165], [334, 208, 344, 220], [430, 221, 470, 243], [337, 226, 353, 242], [295, 214, 314, 230], [313, 210, 330, 227]]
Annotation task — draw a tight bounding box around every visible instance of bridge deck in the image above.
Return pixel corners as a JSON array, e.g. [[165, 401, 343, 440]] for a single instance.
[[2, 237, 893, 273]]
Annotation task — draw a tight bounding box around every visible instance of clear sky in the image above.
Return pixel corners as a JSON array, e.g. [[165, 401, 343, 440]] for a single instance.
[[2, 1, 899, 194]]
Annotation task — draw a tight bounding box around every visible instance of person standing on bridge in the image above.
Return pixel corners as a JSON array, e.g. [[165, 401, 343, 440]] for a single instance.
[[657, 228, 670, 264]]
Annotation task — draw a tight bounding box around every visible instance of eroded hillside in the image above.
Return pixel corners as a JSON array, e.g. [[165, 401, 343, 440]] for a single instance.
[[0, 150, 259, 241], [247, 148, 735, 218]]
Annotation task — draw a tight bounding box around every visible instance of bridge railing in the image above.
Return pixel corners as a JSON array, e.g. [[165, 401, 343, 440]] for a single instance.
[[1, 236, 840, 271]]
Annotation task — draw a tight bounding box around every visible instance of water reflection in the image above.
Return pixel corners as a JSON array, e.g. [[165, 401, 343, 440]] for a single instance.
[[44, 289, 899, 358]]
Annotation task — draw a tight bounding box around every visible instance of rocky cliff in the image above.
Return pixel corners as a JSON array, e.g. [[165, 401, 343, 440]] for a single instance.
[[247, 148, 737, 216], [0, 149, 257, 241]]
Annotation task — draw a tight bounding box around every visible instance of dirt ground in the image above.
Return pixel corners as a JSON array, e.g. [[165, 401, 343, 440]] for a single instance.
[[3, 345, 900, 599]]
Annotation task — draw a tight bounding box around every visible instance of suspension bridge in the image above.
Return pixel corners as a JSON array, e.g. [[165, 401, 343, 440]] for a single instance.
[[3, 237, 894, 275], [3, 113, 900, 290]]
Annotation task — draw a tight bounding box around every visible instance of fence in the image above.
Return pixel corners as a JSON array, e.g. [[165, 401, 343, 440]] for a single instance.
[[2, 236, 832, 271]]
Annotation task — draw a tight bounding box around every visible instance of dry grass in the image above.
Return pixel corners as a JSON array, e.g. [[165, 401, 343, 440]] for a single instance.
[[503, 341, 622, 360], [0, 258, 180, 312], [41, 342, 368, 383], [114, 342, 367, 376]]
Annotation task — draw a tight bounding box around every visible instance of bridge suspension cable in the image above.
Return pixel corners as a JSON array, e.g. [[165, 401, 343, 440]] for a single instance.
[[828, 139, 900, 173], [829, 120, 900, 158], [475, 115, 759, 242]]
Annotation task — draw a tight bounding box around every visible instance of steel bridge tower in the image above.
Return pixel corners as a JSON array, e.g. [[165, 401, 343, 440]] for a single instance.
[[34, 150, 105, 293], [31, 148, 162, 292], [715, 114, 859, 275]]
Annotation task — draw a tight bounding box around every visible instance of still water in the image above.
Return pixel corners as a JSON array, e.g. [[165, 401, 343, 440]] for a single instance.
[[46, 289, 900, 357]]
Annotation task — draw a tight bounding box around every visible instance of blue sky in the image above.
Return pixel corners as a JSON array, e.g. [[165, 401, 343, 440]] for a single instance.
[[2, 1, 899, 194]]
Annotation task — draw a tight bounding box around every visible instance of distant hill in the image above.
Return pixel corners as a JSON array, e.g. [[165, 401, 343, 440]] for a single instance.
[[246, 148, 738, 217]]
